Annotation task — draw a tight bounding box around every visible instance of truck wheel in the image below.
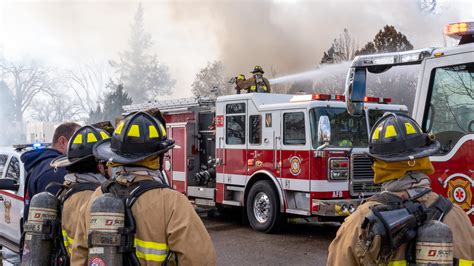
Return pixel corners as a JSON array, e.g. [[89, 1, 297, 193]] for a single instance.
[[246, 180, 282, 233]]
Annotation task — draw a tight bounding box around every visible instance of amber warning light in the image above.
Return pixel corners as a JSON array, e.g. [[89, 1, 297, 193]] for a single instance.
[[444, 22, 474, 44]]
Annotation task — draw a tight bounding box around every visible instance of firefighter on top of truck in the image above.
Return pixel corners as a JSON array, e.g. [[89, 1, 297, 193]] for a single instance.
[[235, 65, 271, 93], [71, 111, 216, 265], [327, 113, 474, 266]]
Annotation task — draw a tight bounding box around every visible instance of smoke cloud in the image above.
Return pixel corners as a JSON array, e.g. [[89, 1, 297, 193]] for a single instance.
[[0, 0, 472, 99], [169, 0, 472, 78]]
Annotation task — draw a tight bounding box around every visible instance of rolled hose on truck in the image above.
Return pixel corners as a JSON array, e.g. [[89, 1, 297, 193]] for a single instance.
[[21, 192, 60, 266]]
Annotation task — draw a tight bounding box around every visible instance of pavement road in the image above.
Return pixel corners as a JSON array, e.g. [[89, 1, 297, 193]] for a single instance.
[[201, 210, 339, 266], [1, 209, 339, 266]]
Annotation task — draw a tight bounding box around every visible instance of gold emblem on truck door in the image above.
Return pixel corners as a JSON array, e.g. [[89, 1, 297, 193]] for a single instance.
[[289, 156, 302, 176]]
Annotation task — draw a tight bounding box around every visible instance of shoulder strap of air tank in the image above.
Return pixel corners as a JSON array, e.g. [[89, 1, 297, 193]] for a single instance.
[[62, 183, 99, 203], [405, 194, 453, 264], [426, 195, 453, 221], [100, 179, 116, 193], [367, 192, 404, 208], [126, 180, 169, 209]]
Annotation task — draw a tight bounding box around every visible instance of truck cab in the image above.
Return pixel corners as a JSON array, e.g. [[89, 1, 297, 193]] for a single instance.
[[345, 22, 474, 223], [213, 93, 406, 232]]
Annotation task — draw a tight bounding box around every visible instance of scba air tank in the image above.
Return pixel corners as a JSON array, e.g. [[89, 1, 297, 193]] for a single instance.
[[88, 193, 125, 266], [416, 220, 453, 265], [22, 192, 60, 266]]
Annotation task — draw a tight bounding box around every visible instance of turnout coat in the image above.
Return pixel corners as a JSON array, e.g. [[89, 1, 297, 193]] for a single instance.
[[70, 175, 216, 266], [327, 187, 474, 265]]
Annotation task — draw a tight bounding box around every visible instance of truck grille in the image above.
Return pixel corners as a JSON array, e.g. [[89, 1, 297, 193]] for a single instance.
[[352, 155, 373, 180], [351, 155, 380, 196]]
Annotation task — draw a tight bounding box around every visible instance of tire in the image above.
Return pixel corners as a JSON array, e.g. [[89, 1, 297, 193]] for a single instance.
[[246, 180, 282, 233]]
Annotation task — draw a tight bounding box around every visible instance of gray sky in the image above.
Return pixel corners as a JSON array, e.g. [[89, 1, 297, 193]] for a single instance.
[[0, 0, 472, 99]]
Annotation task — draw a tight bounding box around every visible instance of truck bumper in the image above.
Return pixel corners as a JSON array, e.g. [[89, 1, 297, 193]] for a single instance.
[[311, 198, 363, 217]]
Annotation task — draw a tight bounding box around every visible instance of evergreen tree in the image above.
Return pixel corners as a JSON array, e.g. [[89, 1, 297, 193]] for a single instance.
[[103, 82, 132, 123], [110, 3, 175, 104], [356, 25, 413, 55], [87, 105, 104, 124]]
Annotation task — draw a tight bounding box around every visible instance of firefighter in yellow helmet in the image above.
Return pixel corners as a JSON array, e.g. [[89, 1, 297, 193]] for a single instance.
[[235, 66, 271, 93], [48, 126, 111, 262], [327, 113, 473, 265], [70, 111, 216, 265]]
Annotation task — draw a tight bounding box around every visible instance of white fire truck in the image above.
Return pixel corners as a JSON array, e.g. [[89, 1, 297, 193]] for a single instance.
[[345, 22, 474, 224], [124, 93, 407, 232]]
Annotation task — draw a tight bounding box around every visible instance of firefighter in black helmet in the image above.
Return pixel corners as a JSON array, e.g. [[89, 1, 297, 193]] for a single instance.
[[51, 126, 111, 260], [235, 65, 271, 93], [70, 112, 216, 265], [328, 113, 474, 265], [22, 126, 111, 265]]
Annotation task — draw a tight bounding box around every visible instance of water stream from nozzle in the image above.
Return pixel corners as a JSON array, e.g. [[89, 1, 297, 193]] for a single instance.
[[269, 61, 351, 85]]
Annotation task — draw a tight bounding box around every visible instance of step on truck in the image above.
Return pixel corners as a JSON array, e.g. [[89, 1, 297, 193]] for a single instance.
[[124, 93, 407, 232], [345, 21, 474, 223]]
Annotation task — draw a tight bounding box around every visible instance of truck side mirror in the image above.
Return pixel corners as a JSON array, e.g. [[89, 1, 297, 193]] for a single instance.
[[0, 178, 19, 191], [345, 68, 367, 117], [317, 115, 331, 150]]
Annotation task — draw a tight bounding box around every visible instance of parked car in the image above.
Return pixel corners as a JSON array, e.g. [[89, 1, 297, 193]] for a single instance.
[[0, 146, 24, 254], [0, 144, 49, 255]]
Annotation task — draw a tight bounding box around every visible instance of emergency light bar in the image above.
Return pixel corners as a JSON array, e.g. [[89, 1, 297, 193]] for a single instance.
[[444, 22, 474, 45], [351, 48, 435, 68], [444, 22, 474, 38], [13, 143, 50, 151], [364, 96, 391, 104], [290, 94, 345, 102]]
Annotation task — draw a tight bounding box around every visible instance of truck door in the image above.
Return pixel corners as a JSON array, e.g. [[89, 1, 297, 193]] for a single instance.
[[418, 55, 474, 221], [279, 111, 311, 193], [221, 101, 248, 202], [166, 126, 187, 193]]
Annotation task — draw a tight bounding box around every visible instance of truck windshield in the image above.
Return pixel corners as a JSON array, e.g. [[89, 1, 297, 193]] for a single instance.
[[310, 108, 369, 148], [368, 109, 408, 129], [424, 63, 474, 154]]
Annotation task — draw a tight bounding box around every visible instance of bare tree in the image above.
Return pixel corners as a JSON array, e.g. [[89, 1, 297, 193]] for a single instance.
[[66, 62, 111, 114], [320, 28, 358, 64], [192, 61, 232, 97], [0, 59, 54, 122], [30, 93, 83, 122]]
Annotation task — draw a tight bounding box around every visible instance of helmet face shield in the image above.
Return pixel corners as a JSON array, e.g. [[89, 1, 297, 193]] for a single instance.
[[366, 113, 440, 162]]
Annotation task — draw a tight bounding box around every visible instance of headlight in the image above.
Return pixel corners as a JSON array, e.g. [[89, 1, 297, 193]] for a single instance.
[[328, 158, 349, 180]]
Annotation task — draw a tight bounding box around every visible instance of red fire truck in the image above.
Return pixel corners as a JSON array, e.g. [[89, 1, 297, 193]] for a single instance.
[[124, 93, 407, 232], [345, 22, 474, 223]]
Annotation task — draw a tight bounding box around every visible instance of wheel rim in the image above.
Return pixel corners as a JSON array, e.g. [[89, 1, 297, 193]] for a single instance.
[[253, 191, 271, 224]]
